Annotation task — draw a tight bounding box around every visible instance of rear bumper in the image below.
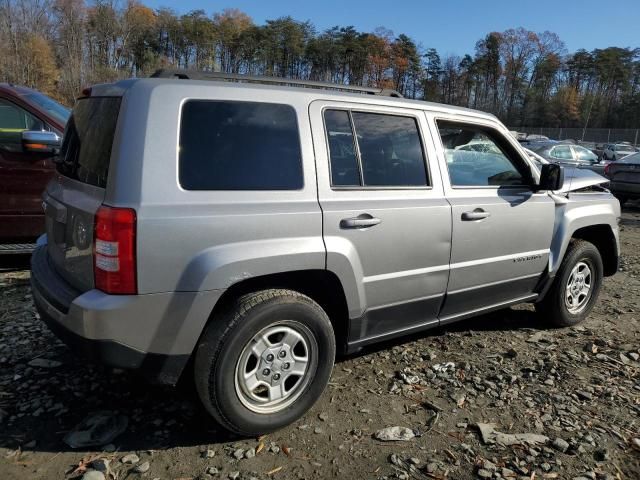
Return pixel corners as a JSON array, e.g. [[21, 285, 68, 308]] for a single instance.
[[30, 245, 221, 385]]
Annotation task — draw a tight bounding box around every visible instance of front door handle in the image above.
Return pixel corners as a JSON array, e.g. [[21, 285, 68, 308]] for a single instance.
[[340, 214, 381, 229], [461, 209, 491, 221]]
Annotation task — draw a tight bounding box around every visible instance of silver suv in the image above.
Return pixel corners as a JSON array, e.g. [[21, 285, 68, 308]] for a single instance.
[[31, 71, 620, 436]]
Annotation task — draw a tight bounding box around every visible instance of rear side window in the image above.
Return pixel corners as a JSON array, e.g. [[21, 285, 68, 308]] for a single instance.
[[324, 109, 428, 187], [58, 97, 121, 188], [179, 101, 303, 190]]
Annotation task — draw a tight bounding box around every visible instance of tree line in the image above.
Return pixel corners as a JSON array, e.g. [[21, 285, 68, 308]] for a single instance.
[[1, 0, 639, 128]]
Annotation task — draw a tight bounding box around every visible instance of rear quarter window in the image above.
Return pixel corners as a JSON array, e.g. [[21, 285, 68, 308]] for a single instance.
[[57, 97, 121, 188], [179, 100, 303, 190]]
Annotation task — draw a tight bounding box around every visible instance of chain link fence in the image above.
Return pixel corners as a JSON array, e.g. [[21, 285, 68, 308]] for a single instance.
[[508, 127, 640, 146]]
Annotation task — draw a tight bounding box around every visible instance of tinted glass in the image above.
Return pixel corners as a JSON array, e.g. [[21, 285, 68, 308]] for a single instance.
[[574, 146, 597, 162], [351, 112, 427, 187], [57, 97, 121, 188], [551, 146, 573, 160], [325, 110, 360, 186], [437, 122, 526, 187], [0, 99, 44, 152], [180, 101, 302, 190]]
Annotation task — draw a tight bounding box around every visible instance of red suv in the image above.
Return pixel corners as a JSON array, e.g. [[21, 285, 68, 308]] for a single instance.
[[0, 84, 69, 254]]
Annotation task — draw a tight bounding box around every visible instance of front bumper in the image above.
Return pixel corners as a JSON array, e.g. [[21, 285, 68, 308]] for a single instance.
[[30, 246, 220, 385]]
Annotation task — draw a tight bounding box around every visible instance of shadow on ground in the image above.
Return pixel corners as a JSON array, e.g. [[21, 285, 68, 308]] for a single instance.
[[0, 295, 541, 456]]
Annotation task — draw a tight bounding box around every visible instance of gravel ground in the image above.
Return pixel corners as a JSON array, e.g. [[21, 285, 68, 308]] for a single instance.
[[1, 204, 639, 480]]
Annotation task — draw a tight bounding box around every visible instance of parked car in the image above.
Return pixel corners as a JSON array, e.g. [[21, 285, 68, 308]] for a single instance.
[[523, 147, 610, 192], [530, 142, 610, 174], [605, 152, 640, 205], [0, 84, 69, 253], [602, 142, 638, 161], [30, 70, 620, 436]]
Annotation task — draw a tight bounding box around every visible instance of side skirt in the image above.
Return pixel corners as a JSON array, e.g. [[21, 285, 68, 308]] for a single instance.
[[345, 293, 538, 354]]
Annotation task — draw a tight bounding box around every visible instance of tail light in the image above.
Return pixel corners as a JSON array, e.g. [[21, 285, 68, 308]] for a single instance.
[[94, 205, 137, 294], [603, 163, 611, 177]]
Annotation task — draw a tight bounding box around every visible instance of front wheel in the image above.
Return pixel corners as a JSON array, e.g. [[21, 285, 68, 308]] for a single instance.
[[536, 240, 603, 327], [194, 289, 335, 436]]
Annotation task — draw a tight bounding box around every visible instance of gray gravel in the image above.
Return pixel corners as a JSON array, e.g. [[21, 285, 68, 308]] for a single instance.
[[1, 203, 639, 479]]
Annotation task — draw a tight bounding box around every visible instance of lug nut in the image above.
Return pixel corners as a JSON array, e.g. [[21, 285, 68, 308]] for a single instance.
[[273, 373, 281, 380], [266, 353, 274, 361], [262, 368, 271, 376], [279, 351, 286, 358], [283, 362, 290, 370]]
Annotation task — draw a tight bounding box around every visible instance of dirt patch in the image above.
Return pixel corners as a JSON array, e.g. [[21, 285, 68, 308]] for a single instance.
[[1, 204, 639, 480]]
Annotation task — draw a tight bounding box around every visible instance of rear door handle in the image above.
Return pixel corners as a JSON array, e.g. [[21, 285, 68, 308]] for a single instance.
[[461, 209, 491, 221], [340, 214, 381, 229]]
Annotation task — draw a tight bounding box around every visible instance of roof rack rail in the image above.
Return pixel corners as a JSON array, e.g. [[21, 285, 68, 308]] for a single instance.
[[150, 69, 403, 98]]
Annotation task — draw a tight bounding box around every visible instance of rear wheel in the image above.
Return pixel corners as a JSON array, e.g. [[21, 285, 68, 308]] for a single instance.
[[536, 240, 603, 327], [194, 289, 335, 436]]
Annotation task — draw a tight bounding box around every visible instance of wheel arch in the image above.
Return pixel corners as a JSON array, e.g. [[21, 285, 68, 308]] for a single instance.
[[199, 269, 351, 355], [571, 224, 618, 276]]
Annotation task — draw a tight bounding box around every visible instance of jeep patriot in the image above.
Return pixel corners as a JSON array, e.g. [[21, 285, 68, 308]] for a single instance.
[[30, 70, 620, 435]]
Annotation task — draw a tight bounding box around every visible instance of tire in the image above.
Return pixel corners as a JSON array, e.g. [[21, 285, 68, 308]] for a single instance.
[[194, 289, 335, 436], [536, 240, 603, 327]]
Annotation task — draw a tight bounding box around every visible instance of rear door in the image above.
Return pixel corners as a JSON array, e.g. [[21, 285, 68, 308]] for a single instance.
[[44, 96, 122, 291], [430, 115, 555, 322], [310, 100, 451, 347]]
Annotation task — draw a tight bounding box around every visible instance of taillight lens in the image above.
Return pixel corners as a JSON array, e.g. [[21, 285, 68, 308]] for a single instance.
[[94, 205, 137, 294], [603, 163, 611, 177]]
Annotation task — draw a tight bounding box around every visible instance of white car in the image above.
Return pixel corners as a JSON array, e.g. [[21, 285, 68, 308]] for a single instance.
[[602, 143, 638, 161]]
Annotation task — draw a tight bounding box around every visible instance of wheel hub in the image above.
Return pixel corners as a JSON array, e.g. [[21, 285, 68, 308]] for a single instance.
[[234, 322, 313, 414], [565, 261, 593, 314]]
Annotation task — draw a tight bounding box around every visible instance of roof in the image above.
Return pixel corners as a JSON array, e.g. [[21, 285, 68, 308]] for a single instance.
[[0, 83, 39, 96], [90, 74, 498, 121]]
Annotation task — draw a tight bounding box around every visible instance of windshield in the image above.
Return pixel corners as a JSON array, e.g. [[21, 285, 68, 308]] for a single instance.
[[24, 92, 70, 125]]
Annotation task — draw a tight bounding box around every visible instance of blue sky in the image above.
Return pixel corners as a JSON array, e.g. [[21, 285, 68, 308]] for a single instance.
[[143, 0, 640, 56]]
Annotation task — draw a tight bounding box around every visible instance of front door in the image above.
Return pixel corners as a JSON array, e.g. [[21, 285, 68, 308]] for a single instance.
[[0, 98, 54, 242], [310, 100, 451, 348], [430, 116, 555, 322]]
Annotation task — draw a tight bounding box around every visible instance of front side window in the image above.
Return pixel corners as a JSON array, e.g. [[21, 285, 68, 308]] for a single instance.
[[0, 98, 44, 152], [324, 109, 428, 187], [574, 146, 597, 162], [179, 101, 303, 190], [437, 121, 529, 187], [551, 146, 573, 160]]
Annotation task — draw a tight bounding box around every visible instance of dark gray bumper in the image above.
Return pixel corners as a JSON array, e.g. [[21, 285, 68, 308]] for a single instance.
[[30, 246, 192, 385]]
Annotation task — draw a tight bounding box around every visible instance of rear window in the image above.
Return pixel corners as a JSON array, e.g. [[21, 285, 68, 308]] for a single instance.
[[57, 97, 121, 188], [179, 100, 303, 190]]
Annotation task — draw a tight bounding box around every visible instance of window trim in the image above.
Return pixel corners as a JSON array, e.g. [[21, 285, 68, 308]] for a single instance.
[[434, 118, 536, 190], [178, 99, 305, 191], [322, 106, 432, 191]]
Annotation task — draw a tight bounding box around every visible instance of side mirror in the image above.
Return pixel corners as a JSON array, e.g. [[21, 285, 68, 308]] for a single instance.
[[539, 163, 564, 191], [21, 130, 61, 154]]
